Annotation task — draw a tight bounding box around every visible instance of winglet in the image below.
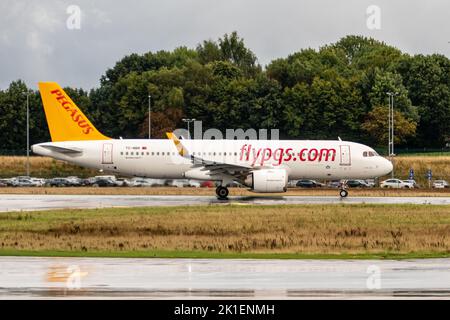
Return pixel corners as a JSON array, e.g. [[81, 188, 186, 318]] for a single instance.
[[166, 132, 189, 157]]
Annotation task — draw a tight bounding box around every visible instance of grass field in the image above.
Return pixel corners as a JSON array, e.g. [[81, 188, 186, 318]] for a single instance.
[[1, 204, 449, 259], [1, 155, 449, 186], [1, 186, 449, 197]]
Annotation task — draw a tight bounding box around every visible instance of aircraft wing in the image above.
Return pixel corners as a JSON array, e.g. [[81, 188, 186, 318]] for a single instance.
[[166, 132, 252, 179]]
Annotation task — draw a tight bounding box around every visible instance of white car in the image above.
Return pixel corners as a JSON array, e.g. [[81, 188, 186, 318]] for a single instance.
[[402, 179, 420, 188], [380, 179, 414, 189], [432, 180, 449, 188]]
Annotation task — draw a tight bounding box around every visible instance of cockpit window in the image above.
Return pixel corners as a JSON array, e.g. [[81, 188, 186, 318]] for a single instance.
[[363, 151, 378, 157]]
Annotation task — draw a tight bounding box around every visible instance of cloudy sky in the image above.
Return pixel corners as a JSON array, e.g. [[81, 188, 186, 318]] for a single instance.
[[1, 0, 449, 90]]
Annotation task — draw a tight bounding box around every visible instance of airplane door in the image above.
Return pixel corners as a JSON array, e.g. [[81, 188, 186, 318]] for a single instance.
[[339, 145, 351, 166], [102, 143, 113, 164]]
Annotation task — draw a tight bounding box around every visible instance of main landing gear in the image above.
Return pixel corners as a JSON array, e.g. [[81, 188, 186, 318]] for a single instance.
[[339, 180, 348, 198], [216, 186, 229, 200]]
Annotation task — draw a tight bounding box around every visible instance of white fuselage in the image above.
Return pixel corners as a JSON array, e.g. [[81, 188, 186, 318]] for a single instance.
[[32, 139, 393, 181]]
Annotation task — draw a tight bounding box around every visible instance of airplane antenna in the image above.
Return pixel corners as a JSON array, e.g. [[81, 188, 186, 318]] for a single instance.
[[338, 136, 342, 141]]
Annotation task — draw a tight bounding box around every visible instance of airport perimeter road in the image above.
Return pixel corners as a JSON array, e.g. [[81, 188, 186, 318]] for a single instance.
[[0, 257, 449, 299], [1, 194, 450, 212]]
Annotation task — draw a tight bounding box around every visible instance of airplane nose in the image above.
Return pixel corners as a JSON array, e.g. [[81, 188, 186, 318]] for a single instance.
[[383, 158, 393, 175]]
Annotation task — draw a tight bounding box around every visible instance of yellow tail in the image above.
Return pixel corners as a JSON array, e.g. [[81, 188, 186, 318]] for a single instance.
[[38, 82, 110, 142]]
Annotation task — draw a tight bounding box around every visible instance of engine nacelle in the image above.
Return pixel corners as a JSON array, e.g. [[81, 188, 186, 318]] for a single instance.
[[244, 169, 288, 193]]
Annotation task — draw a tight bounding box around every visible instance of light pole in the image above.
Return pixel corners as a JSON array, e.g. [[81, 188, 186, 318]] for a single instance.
[[386, 92, 398, 177], [148, 95, 151, 139], [22, 91, 30, 177], [182, 118, 196, 139]]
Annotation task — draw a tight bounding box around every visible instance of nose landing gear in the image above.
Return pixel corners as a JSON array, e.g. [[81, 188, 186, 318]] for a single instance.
[[339, 189, 348, 198], [216, 186, 229, 200]]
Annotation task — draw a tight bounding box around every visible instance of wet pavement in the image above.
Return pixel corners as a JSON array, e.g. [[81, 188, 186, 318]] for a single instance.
[[0, 257, 449, 299], [0, 194, 449, 212]]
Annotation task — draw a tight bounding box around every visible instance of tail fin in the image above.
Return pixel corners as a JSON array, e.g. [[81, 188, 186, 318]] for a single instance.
[[38, 82, 110, 142]]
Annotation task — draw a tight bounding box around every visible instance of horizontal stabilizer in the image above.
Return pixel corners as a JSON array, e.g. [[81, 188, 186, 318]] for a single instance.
[[40, 145, 83, 154]]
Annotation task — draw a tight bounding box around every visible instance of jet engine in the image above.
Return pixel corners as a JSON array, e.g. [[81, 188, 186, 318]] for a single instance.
[[244, 169, 288, 193]]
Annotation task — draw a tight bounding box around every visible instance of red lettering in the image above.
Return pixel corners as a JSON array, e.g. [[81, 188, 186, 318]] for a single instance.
[[61, 101, 72, 109], [83, 126, 93, 134], [299, 148, 308, 161], [272, 148, 284, 166], [245, 144, 252, 161], [260, 148, 272, 166], [283, 148, 293, 161], [318, 148, 336, 161], [251, 148, 262, 166], [77, 120, 89, 128], [308, 149, 318, 161], [239, 144, 247, 161], [50, 89, 62, 97]]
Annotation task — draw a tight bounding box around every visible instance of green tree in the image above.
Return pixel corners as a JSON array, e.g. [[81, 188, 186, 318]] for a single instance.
[[362, 105, 417, 147]]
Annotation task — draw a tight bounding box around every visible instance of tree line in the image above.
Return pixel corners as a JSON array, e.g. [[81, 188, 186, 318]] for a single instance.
[[1, 33, 449, 153]]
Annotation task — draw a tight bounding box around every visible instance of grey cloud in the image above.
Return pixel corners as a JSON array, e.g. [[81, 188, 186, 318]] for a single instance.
[[0, 0, 449, 90]]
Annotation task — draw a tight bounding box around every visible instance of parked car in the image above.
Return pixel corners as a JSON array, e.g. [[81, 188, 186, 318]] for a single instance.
[[114, 178, 131, 187], [432, 180, 449, 188], [347, 180, 370, 188], [365, 179, 376, 188], [200, 181, 215, 188], [402, 179, 420, 188], [327, 180, 342, 188], [16, 179, 38, 187], [128, 178, 155, 187], [46, 178, 72, 187], [188, 180, 202, 188], [380, 179, 414, 189], [296, 180, 324, 188], [65, 176, 83, 186], [29, 177, 46, 187], [2, 178, 19, 187], [92, 178, 116, 187]]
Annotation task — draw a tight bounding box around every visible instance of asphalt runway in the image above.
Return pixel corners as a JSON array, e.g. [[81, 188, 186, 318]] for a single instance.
[[0, 194, 450, 212], [0, 257, 449, 299]]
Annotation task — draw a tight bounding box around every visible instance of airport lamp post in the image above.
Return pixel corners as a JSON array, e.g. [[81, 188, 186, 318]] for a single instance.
[[148, 95, 151, 139], [386, 92, 398, 178], [22, 91, 30, 177], [182, 118, 196, 139]]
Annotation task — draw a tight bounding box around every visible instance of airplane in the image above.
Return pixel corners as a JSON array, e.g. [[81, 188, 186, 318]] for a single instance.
[[31, 82, 393, 199]]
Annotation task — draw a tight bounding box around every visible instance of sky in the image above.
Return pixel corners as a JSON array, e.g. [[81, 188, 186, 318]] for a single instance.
[[0, 0, 449, 90]]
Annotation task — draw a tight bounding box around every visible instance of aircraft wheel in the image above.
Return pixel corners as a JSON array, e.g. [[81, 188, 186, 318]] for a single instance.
[[216, 186, 229, 200], [339, 189, 348, 198]]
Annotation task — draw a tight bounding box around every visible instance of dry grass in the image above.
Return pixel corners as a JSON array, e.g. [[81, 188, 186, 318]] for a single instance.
[[0, 156, 97, 178], [0, 204, 449, 256], [0, 186, 449, 197], [391, 156, 450, 184]]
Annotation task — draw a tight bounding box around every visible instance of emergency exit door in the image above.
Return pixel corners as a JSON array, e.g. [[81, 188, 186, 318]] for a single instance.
[[102, 143, 113, 164], [339, 145, 351, 166]]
